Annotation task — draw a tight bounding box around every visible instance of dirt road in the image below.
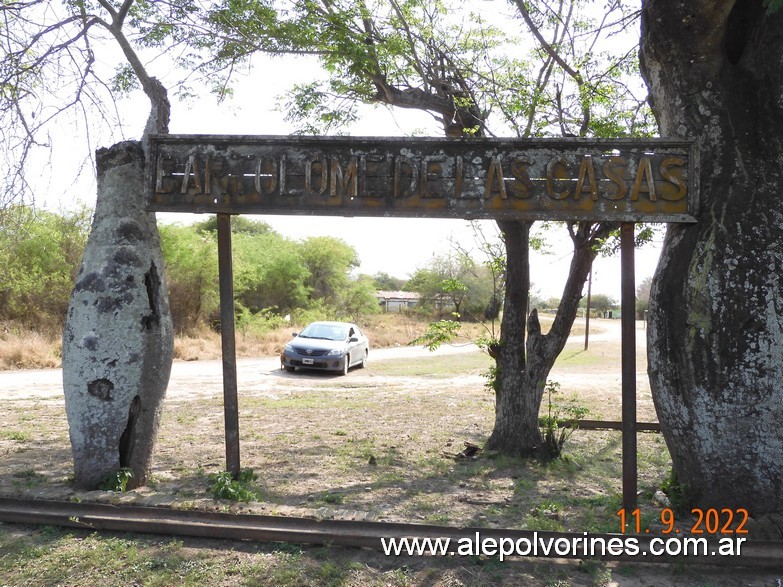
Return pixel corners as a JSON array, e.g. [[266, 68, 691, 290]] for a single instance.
[[0, 318, 646, 405]]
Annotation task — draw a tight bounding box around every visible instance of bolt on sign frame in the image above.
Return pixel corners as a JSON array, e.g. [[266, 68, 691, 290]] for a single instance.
[[146, 134, 699, 513]]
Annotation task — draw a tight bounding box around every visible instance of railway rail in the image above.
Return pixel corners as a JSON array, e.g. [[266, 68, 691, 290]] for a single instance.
[[1, 497, 781, 568]]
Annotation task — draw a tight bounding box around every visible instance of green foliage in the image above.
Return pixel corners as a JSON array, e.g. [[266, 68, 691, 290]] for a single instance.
[[157, 217, 373, 331], [579, 293, 616, 313], [0, 207, 370, 336], [299, 236, 358, 303], [280, 81, 359, 135], [410, 318, 462, 351], [111, 63, 140, 95], [764, 0, 783, 14], [319, 491, 344, 505], [235, 307, 290, 338], [482, 363, 499, 394], [98, 468, 134, 492], [158, 223, 220, 333], [635, 275, 653, 319], [0, 205, 91, 328], [342, 274, 382, 321], [194, 216, 274, 236], [232, 231, 311, 315], [372, 271, 406, 291], [538, 381, 589, 462], [406, 251, 494, 319], [660, 468, 692, 514], [208, 469, 262, 502], [595, 225, 661, 257]]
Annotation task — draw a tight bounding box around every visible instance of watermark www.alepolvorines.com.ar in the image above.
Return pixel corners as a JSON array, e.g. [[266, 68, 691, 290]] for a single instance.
[[380, 531, 747, 562]]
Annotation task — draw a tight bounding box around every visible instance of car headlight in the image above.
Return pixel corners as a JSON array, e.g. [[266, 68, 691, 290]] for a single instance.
[[326, 348, 343, 356], [284, 344, 293, 353]]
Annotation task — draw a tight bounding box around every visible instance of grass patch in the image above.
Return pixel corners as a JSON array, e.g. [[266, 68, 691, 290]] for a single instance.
[[0, 429, 32, 442], [369, 350, 492, 377]]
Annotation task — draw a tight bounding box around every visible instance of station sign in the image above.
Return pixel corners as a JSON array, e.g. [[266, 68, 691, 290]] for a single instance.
[[147, 135, 697, 222]]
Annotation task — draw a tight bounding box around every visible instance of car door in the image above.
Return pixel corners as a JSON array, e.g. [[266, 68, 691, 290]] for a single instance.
[[347, 325, 365, 364]]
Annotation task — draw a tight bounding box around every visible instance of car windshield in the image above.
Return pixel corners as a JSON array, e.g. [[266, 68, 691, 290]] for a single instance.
[[298, 324, 349, 341]]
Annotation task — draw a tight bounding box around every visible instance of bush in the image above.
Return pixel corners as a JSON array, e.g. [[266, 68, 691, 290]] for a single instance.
[[538, 381, 589, 461], [0, 205, 90, 328], [208, 469, 263, 502]]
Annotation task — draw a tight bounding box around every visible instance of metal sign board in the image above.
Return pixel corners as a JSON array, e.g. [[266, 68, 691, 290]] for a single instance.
[[147, 135, 697, 222]]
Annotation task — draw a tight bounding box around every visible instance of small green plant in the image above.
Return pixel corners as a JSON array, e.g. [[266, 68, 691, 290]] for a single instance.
[[660, 468, 691, 514], [98, 468, 134, 492], [479, 363, 499, 393], [208, 468, 262, 502], [538, 380, 589, 461], [320, 491, 344, 505]]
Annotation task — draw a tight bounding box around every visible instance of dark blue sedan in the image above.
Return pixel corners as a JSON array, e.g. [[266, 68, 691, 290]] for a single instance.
[[280, 321, 369, 375]]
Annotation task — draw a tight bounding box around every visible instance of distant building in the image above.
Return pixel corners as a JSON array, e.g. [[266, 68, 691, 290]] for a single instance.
[[376, 290, 420, 312]]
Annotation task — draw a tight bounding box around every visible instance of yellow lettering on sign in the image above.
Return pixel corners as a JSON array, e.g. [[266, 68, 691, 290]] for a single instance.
[[330, 157, 358, 197], [484, 156, 507, 199], [255, 157, 277, 195], [659, 157, 688, 201], [630, 157, 656, 201], [546, 157, 571, 200], [421, 156, 446, 198], [393, 156, 419, 198], [602, 157, 628, 201], [508, 157, 533, 199], [155, 155, 176, 194], [180, 155, 203, 194], [573, 156, 598, 201]]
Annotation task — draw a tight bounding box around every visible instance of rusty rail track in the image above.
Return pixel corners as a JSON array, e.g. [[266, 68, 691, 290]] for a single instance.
[[1, 498, 781, 568]]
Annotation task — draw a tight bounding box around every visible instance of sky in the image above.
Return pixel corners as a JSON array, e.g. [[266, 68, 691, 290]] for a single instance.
[[151, 62, 663, 300], [33, 14, 662, 302]]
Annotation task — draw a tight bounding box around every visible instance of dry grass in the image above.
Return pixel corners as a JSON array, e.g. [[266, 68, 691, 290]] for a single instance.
[[0, 312, 584, 371], [1, 313, 498, 369], [0, 327, 61, 370]]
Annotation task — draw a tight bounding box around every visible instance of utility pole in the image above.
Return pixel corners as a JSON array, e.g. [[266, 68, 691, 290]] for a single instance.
[[584, 269, 592, 351]]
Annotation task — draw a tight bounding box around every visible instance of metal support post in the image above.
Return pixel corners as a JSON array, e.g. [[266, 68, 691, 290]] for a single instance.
[[620, 222, 638, 514], [217, 213, 241, 478]]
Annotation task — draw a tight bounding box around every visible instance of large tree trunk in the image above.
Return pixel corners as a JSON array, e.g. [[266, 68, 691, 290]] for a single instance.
[[63, 141, 174, 489], [486, 221, 612, 455], [640, 0, 783, 516], [486, 220, 537, 453]]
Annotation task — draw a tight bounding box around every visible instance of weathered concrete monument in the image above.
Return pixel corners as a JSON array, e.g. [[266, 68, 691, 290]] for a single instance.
[[62, 141, 173, 490]]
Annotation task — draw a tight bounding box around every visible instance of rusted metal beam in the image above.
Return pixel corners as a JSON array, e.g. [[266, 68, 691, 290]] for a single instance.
[[620, 222, 638, 514], [216, 213, 240, 478], [0, 498, 776, 567], [552, 419, 660, 433]]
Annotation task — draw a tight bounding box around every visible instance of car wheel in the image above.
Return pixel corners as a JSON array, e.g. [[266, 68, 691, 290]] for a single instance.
[[283, 364, 295, 372], [341, 354, 350, 376], [359, 349, 368, 368]]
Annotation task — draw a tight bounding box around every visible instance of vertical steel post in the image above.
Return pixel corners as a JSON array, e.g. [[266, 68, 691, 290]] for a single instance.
[[620, 222, 637, 513], [216, 213, 241, 478]]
